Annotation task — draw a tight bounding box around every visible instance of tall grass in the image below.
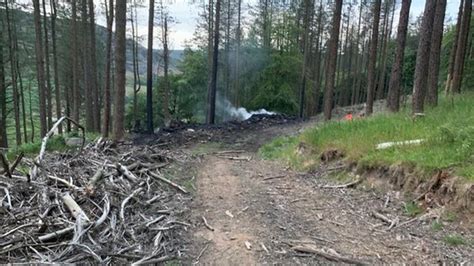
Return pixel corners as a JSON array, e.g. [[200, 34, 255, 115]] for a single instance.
[[260, 93, 474, 180]]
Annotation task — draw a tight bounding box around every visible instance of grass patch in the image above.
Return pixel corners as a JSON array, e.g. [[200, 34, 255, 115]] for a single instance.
[[404, 201, 423, 217], [431, 221, 444, 231], [443, 234, 466, 246], [6, 135, 68, 160], [260, 93, 474, 180]]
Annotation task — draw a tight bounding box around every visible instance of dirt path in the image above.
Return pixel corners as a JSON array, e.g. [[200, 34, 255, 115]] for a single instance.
[[184, 122, 473, 265]]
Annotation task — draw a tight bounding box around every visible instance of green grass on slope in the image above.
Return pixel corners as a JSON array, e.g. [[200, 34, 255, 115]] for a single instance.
[[260, 93, 474, 181]]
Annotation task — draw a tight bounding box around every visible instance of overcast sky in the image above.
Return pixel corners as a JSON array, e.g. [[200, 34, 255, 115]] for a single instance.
[[69, 0, 465, 50]]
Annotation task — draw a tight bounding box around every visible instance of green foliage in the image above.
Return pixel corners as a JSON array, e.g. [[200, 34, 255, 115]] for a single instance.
[[431, 221, 444, 231], [443, 234, 466, 246], [261, 93, 474, 180], [7, 135, 67, 159], [249, 53, 301, 115], [259, 136, 298, 160], [403, 201, 423, 217]]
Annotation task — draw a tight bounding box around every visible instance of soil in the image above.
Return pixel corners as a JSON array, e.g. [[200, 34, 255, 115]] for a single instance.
[[157, 115, 474, 265]]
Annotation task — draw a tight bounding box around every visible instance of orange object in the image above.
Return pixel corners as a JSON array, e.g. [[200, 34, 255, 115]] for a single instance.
[[344, 113, 353, 121]]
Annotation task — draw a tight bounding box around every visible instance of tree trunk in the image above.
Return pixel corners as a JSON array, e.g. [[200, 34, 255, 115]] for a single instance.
[[365, 0, 382, 116], [89, 0, 100, 131], [81, 0, 94, 131], [5, 0, 22, 145], [206, 0, 221, 124], [50, 0, 62, 134], [323, 0, 342, 121], [426, 0, 447, 106], [102, 0, 113, 137], [387, 0, 411, 112], [112, 0, 127, 141], [33, 0, 48, 137], [376, 0, 395, 100], [445, 0, 464, 94], [0, 26, 7, 149], [42, 0, 53, 130], [131, 4, 141, 129], [351, 0, 364, 105], [299, 0, 312, 119], [71, 0, 80, 131], [233, 0, 241, 106], [162, 13, 171, 126], [412, 0, 437, 114], [451, 0, 472, 94], [312, 0, 323, 115]]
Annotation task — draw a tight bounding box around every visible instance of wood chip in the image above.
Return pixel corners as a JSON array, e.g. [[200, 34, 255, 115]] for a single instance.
[[244, 241, 252, 250]]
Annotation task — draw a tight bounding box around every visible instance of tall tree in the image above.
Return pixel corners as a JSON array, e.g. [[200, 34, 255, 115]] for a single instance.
[[42, 0, 53, 129], [387, 0, 411, 112], [323, 0, 343, 121], [50, 0, 62, 134], [112, 0, 127, 140], [451, 0, 472, 93], [146, 0, 154, 133], [131, 2, 141, 129], [81, 0, 94, 131], [206, 0, 221, 124], [233, 0, 242, 106], [102, 0, 114, 137], [33, 0, 48, 137], [299, 0, 313, 119], [426, 0, 447, 106], [0, 22, 7, 149], [160, 2, 171, 127], [5, 0, 22, 145], [365, 0, 382, 116], [89, 0, 100, 131], [445, 0, 464, 93], [412, 0, 437, 114], [72, 0, 80, 129]]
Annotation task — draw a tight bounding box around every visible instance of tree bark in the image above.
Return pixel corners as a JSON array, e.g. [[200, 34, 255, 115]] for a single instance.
[[387, 0, 411, 112], [445, 0, 464, 94], [41, 0, 53, 130], [33, 0, 48, 137], [365, 0, 382, 116], [0, 24, 7, 149], [161, 11, 171, 126], [206, 0, 221, 124], [50, 0, 62, 134], [426, 0, 447, 106], [102, 0, 113, 137], [412, 0, 437, 114], [146, 0, 154, 133], [451, 0, 472, 94], [299, 0, 312, 119], [112, 0, 127, 141], [88, 0, 100, 131], [323, 0, 343, 121], [81, 0, 94, 131], [71, 0, 80, 131], [5, 0, 22, 145]]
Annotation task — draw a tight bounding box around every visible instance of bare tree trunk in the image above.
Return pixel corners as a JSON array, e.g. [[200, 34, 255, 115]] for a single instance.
[[312, 0, 323, 114], [33, 0, 48, 137], [5, 0, 22, 145], [376, 0, 395, 100], [81, 0, 94, 131], [351, 0, 364, 105], [412, 0, 437, 114], [72, 0, 80, 131], [233, 0, 241, 107], [50, 0, 62, 134], [299, 0, 312, 119], [387, 0, 411, 112], [102, 0, 113, 137], [426, 0, 447, 106], [146, 0, 154, 133], [0, 25, 7, 149], [323, 0, 342, 121], [206, 0, 221, 124], [89, 0, 100, 131], [42, 0, 53, 129], [131, 4, 140, 129], [112, 0, 127, 141], [451, 0, 472, 94], [445, 0, 464, 94], [365, 0, 382, 116], [161, 6, 171, 127], [28, 81, 35, 143]]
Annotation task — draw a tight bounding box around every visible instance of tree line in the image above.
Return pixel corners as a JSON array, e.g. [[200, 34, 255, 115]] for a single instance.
[[0, 0, 473, 149]]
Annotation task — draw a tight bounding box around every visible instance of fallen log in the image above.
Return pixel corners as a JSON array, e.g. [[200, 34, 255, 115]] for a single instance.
[[62, 193, 90, 222], [376, 139, 424, 150]]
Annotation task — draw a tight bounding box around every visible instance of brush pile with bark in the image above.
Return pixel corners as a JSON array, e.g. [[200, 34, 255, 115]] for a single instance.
[[0, 134, 191, 264]]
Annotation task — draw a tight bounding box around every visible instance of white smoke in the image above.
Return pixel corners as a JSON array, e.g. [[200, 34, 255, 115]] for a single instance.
[[218, 96, 275, 121]]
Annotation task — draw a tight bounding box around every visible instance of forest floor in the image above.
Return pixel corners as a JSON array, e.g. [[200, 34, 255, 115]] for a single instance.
[[142, 109, 473, 265]]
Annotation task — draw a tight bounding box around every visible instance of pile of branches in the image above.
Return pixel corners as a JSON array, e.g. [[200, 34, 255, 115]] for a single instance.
[[0, 117, 191, 264]]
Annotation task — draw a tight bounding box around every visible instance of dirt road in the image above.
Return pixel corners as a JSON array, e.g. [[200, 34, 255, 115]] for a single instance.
[[182, 122, 473, 265]]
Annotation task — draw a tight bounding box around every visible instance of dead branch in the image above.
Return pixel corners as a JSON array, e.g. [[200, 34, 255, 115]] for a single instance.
[[117, 163, 138, 183], [148, 171, 188, 194], [0, 153, 12, 178], [30, 116, 85, 180], [62, 193, 90, 222], [201, 216, 214, 231], [322, 179, 361, 189], [9, 152, 24, 174], [120, 187, 144, 221], [263, 174, 286, 181], [48, 175, 81, 190], [292, 245, 366, 265]]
